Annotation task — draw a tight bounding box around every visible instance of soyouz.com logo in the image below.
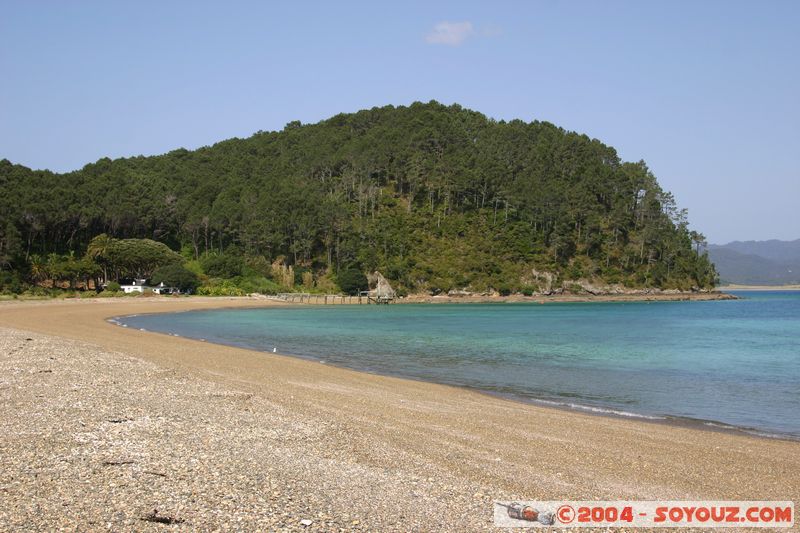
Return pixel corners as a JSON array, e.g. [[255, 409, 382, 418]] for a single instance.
[[494, 501, 794, 528]]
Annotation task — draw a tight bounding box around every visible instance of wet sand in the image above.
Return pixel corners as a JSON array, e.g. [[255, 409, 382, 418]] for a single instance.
[[1, 297, 798, 531]]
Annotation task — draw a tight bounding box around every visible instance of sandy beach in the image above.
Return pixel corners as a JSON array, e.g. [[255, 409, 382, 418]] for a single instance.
[[719, 284, 800, 291], [1, 297, 798, 531]]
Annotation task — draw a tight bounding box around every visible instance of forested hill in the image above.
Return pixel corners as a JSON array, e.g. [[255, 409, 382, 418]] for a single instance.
[[0, 101, 716, 295]]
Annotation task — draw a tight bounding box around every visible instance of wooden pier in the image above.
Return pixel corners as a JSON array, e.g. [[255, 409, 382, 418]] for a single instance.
[[272, 293, 394, 305], [359, 290, 393, 304], [270, 272, 396, 305]]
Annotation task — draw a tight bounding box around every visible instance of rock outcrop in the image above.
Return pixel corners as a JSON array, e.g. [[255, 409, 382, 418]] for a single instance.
[[368, 272, 396, 300]]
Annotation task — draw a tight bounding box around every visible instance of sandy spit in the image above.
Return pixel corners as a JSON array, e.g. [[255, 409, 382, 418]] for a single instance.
[[0, 297, 798, 531], [719, 284, 800, 291]]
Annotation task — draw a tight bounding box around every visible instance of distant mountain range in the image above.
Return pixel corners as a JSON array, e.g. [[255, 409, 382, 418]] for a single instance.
[[705, 239, 800, 286]]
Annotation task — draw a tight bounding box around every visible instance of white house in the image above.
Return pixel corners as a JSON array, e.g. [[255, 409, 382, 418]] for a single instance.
[[120, 279, 149, 293], [118, 279, 179, 294], [152, 282, 179, 295]]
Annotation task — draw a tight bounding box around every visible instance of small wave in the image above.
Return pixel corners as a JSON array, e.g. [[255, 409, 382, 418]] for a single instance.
[[530, 398, 665, 420], [701, 421, 797, 440]]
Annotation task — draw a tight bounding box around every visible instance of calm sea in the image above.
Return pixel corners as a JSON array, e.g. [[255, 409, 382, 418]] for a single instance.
[[120, 291, 800, 438]]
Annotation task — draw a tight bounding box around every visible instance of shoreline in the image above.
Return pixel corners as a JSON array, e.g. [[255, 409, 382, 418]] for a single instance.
[[1, 289, 738, 306], [719, 284, 800, 291], [1, 297, 798, 529], [486, 390, 800, 443], [112, 305, 796, 443], [398, 290, 736, 304], [2, 294, 787, 445]]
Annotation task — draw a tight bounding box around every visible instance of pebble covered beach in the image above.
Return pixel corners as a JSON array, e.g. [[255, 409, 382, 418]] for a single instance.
[[1, 298, 798, 531]]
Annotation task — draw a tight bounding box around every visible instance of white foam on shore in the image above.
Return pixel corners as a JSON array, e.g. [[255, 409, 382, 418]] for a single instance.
[[531, 398, 666, 420], [702, 421, 794, 440]]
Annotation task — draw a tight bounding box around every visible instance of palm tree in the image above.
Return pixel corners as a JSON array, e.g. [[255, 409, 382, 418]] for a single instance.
[[46, 253, 63, 288], [28, 254, 47, 285], [86, 233, 111, 284]]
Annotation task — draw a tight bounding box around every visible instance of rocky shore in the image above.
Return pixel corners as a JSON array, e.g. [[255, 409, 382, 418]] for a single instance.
[[400, 289, 737, 304]]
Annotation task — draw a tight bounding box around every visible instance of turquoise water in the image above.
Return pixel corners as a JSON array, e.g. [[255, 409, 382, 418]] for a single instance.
[[121, 291, 800, 438]]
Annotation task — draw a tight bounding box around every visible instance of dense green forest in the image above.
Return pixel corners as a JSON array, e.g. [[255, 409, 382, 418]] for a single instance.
[[0, 101, 716, 296]]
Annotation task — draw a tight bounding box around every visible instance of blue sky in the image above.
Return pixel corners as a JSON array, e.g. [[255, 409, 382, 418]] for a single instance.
[[1, 1, 797, 244]]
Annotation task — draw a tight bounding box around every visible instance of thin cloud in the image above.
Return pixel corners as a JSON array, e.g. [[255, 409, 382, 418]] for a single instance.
[[481, 24, 504, 38], [425, 21, 474, 46]]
